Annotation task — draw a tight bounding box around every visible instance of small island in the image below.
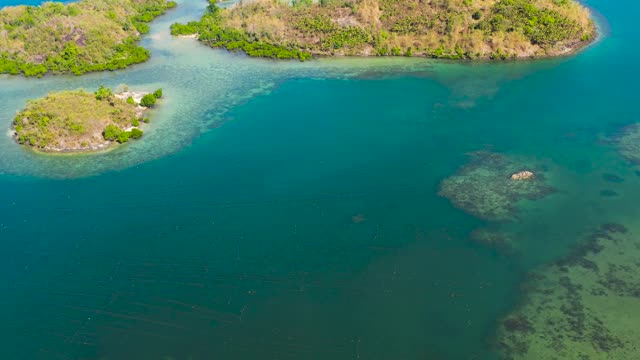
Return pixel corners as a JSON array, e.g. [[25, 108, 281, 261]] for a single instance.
[[0, 0, 176, 77], [171, 0, 595, 61], [12, 86, 163, 153]]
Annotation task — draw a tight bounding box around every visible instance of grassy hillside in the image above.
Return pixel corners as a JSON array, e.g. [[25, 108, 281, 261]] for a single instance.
[[12, 87, 161, 152], [0, 0, 176, 77], [171, 0, 594, 60]]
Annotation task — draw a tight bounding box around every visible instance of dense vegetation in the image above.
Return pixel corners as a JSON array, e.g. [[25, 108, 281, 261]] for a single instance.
[[12, 86, 160, 152], [170, 0, 312, 60], [172, 0, 594, 60], [141, 88, 163, 107], [0, 0, 177, 77]]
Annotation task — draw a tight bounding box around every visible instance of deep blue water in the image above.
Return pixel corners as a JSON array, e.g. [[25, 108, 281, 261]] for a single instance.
[[0, 0, 638, 359]]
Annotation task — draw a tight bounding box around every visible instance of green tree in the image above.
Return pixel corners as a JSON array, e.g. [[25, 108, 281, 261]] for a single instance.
[[116, 131, 131, 143], [95, 86, 113, 101], [103, 124, 122, 141], [153, 88, 163, 98], [140, 93, 157, 107], [130, 128, 144, 139]]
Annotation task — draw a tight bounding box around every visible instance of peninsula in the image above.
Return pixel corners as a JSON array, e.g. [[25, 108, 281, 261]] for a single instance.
[[171, 0, 594, 60], [0, 0, 176, 77], [12, 86, 163, 152]]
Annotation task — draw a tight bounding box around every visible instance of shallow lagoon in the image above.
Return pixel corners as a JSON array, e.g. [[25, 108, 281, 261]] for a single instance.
[[1, 0, 639, 358]]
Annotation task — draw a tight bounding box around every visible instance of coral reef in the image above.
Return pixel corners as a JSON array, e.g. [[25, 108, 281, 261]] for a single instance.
[[602, 173, 624, 183], [438, 151, 555, 221], [615, 124, 640, 165], [470, 227, 517, 255], [497, 223, 640, 359]]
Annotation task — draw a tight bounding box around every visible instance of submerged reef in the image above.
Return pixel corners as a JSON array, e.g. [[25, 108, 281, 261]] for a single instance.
[[470, 227, 517, 255], [497, 223, 640, 359], [438, 151, 555, 222], [602, 173, 624, 183], [599, 189, 618, 197], [615, 124, 640, 165]]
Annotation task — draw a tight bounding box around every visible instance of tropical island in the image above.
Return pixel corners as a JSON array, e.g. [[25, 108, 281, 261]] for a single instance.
[[12, 86, 163, 152], [171, 0, 595, 61], [0, 0, 176, 77]]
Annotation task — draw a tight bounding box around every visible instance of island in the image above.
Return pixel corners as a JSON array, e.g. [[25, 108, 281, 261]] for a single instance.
[[12, 86, 163, 152], [0, 0, 176, 77], [170, 0, 595, 61]]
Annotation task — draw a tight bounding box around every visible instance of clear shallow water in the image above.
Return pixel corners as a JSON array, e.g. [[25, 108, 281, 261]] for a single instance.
[[0, 0, 638, 359]]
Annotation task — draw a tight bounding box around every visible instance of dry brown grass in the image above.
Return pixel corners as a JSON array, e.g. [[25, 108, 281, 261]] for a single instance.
[[357, 0, 382, 27], [13, 90, 142, 151], [208, 0, 594, 59]]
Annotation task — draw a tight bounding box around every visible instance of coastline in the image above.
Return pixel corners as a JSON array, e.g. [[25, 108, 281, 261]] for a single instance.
[[0, 0, 178, 78], [189, 22, 598, 62], [178, 0, 598, 63]]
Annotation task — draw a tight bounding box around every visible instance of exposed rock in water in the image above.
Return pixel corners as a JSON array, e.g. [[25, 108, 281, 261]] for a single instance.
[[511, 171, 535, 181]]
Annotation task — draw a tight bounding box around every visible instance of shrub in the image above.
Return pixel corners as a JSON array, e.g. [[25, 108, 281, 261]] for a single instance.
[[126, 96, 135, 105], [95, 86, 113, 101], [103, 124, 122, 141], [116, 131, 131, 143], [132, 117, 140, 126], [292, 0, 313, 7], [153, 88, 163, 98], [170, 22, 200, 35], [483, 0, 582, 46], [130, 128, 144, 139], [140, 93, 157, 107]]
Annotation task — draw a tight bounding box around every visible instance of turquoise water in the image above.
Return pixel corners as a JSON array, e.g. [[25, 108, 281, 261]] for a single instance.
[[0, 0, 638, 358], [1, 0, 74, 6]]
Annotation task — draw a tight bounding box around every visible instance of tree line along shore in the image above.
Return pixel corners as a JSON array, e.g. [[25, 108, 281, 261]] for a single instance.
[[0, 0, 176, 77], [170, 0, 595, 61]]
